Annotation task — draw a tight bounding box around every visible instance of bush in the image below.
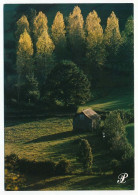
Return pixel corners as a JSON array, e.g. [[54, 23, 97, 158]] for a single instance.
[[111, 153, 134, 178], [104, 111, 126, 146], [5, 154, 73, 177], [56, 158, 71, 175], [5, 154, 20, 171], [111, 159, 121, 176], [125, 109, 134, 123], [18, 159, 56, 177], [113, 109, 134, 125], [122, 155, 134, 177], [78, 139, 93, 173], [103, 110, 134, 177], [5, 154, 56, 177]]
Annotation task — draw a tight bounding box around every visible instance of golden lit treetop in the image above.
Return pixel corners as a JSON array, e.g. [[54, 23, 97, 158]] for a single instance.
[[16, 29, 34, 75], [51, 11, 66, 44], [16, 15, 30, 40], [104, 11, 121, 45], [36, 30, 55, 56], [17, 29, 33, 56], [85, 10, 103, 47], [33, 11, 48, 40], [68, 6, 85, 38]]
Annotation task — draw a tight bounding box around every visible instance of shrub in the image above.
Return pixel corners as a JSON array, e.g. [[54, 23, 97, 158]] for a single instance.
[[5, 154, 19, 171], [5, 154, 56, 177], [78, 139, 93, 173], [122, 155, 134, 177], [111, 159, 121, 176], [56, 158, 71, 175], [125, 109, 134, 123], [111, 153, 134, 178], [18, 159, 56, 177], [113, 109, 134, 125], [104, 111, 126, 146]]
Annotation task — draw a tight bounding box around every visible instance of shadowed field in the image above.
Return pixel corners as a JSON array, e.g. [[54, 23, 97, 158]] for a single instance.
[[5, 89, 134, 190]]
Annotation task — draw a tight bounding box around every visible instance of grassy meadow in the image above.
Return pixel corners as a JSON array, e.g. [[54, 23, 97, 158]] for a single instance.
[[5, 89, 134, 190]]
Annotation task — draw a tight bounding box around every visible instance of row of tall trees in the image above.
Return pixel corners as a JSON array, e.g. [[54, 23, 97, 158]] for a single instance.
[[15, 6, 133, 104]]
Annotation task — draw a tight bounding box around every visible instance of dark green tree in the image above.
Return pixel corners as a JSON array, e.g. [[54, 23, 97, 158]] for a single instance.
[[117, 16, 134, 73], [23, 74, 40, 103], [44, 60, 91, 107]]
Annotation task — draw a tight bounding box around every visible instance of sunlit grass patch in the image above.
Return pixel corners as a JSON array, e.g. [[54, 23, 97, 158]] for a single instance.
[[78, 88, 133, 113]]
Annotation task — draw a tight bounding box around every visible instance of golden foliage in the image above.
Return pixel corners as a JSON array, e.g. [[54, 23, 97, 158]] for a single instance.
[[36, 30, 55, 76], [85, 10, 105, 68], [104, 11, 121, 46], [33, 11, 48, 40], [51, 11, 66, 44], [16, 29, 34, 74], [16, 15, 30, 40], [68, 6, 85, 45], [85, 10, 103, 48], [36, 30, 55, 55], [17, 29, 33, 55]]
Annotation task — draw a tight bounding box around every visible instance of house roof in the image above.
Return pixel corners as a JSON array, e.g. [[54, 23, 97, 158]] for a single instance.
[[82, 108, 100, 120]]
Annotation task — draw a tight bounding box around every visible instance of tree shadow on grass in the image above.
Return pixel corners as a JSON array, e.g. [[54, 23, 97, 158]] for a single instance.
[[25, 130, 78, 144], [23, 175, 75, 191], [69, 174, 134, 190]]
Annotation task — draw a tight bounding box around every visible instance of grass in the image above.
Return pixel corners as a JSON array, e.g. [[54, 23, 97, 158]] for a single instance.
[[77, 88, 133, 113], [5, 88, 134, 190]]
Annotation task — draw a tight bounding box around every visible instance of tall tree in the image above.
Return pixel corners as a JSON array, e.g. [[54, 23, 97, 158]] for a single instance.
[[85, 10, 105, 73], [35, 30, 55, 94], [15, 15, 30, 41], [51, 11, 67, 59], [33, 11, 48, 42], [16, 29, 34, 102], [67, 6, 85, 65], [104, 11, 122, 69]]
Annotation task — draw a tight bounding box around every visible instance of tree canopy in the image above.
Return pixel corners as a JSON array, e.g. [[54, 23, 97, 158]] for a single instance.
[[33, 11, 48, 41], [44, 60, 91, 107], [85, 10, 105, 71], [16, 15, 30, 41]]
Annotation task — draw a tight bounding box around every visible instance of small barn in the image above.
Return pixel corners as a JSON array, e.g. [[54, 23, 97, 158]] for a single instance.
[[73, 108, 100, 132]]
